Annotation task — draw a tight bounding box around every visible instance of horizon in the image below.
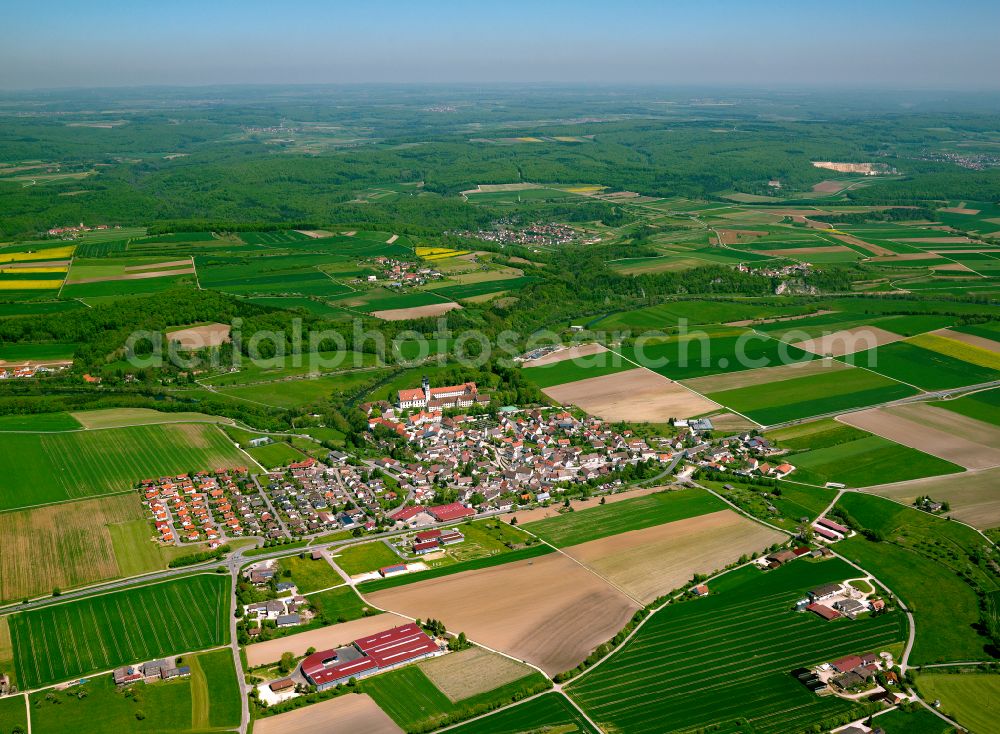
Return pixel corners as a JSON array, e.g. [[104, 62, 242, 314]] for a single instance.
[[3, 0, 999, 90]]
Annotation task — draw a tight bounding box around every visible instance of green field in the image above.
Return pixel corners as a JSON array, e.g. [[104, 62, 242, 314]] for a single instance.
[[199, 350, 379, 386], [360, 663, 550, 732], [0, 341, 77, 361], [523, 488, 725, 547], [277, 553, 342, 593], [770, 416, 965, 491], [835, 493, 997, 664], [915, 673, 1000, 734], [521, 350, 636, 388], [329, 541, 401, 576], [931, 387, 1000, 427], [872, 705, 954, 734], [567, 558, 905, 734], [444, 692, 599, 734], [0, 422, 248, 511], [0, 411, 82, 431], [0, 694, 28, 733], [246, 440, 307, 469], [595, 300, 818, 331], [307, 585, 373, 623], [842, 341, 1000, 390], [28, 648, 240, 734], [214, 369, 389, 409], [623, 332, 815, 381], [432, 275, 538, 300], [10, 574, 230, 688], [705, 367, 917, 425], [0, 300, 85, 318]]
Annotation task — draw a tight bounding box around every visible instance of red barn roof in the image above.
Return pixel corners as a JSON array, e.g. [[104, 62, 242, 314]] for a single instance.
[[428, 502, 475, 522]]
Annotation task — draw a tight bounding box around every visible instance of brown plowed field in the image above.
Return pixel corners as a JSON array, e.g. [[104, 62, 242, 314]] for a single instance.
[[681, 358, 848, 394], [791, 326, 904, 357], [831, 234, 895, 256], [866, 467, 1000, 530], [254, 693, 403, 734], [562, 510, 784, 604], [371, 302, 461, 320], [167, 322, 231, 349], [933, 329, 1000, 353], [839, 404, 1000, 470], [366, 552, 641, 676], [543, 368, 719, 422]]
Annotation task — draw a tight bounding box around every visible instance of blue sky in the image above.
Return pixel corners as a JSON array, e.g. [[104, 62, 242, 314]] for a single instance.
[[2, 0, 997, 89]]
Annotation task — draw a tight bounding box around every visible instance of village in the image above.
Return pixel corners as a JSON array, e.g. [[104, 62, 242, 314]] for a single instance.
[[361, 255, 444, 287], [451, 219, 598, 247]]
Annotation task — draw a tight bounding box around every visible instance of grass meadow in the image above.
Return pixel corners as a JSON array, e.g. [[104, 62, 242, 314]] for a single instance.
[[842, 340, 1000, 390], [330, 541, 402, 576], [523, 488, 725, 547], [0, 411, 82, 431], [915, 673, 1000, 734], [931, 387, 1000, 427], [10, 574, 230, 688], [277, 554, 342, 593], [0, 423, 247, 511], [568, 559, 904, 734]]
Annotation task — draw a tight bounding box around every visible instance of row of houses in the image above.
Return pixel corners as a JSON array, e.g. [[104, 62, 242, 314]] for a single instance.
[[113, 658, 190, 686]]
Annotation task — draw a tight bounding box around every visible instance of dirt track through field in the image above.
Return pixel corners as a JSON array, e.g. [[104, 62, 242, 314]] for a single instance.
[[791, 326, 904, 357], [543, 368, 719, 422], [680, 358, 848, 394], [367, 553, 640, 676], [371, 302, 461, 320], [866, 466, 1000, 530], [253, 693, 403, 734], [562, 510, 784, 604], [839, 404, 1000, 470], [522, 343, 608, 367], [244, 613, 406, 667]]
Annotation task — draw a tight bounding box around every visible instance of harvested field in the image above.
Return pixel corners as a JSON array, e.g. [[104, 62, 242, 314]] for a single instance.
[[0, 260, 71, 269], [167, 322, 231, 349], [831, 234, 895, 256], [522, 343, 607, 367], [712, 228, 767, 245], [245, 614, 406, 667], [543, 368, 719, 422], [838, 404, 1000, 470], [939, 207, 981, 215], [931, 328, 1000, 353], [68, 266, 195, 284], [865, 467, 1000, 530], [386, 234, 399, 244], [760, 245, 853, 256], [791, 326, 904, 357], [419, 647, 530, 702], [681, 358, 848, 394], [254, 693, 403, 734], [367, 553, 640, 676], [371, 302, 462, 320], [124, 259, 191, 272], [294, 229, 335, 239], [812, 180, 847, 193], [931, 263, 974, 272], [563, 510, 784, 604], [724, 309, 837, 327]]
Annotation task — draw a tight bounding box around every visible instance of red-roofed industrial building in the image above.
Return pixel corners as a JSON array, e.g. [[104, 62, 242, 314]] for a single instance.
[[816, 517, 850, 535], [301, 623, 439, 690], [428, 502, 475, 522]]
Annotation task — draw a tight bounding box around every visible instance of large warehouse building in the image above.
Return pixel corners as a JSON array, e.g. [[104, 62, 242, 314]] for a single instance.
[[301, 622, 440, 690]]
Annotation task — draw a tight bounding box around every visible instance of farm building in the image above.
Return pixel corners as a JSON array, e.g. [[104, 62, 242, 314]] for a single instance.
[[812, 525, 842, 541], [428, 502, 475, 522], [816, 517, 850, 535], [808, 583, 842, 602], [806, 602, 841, 621], [301, 622, 440, 690], [379, 564, 408, 577]]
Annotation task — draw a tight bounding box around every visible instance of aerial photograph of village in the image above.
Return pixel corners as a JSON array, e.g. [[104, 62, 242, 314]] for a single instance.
[[1, 2, 999, 733]]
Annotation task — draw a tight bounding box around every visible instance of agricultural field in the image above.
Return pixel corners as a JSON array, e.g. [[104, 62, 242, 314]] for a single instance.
[[358, 657, 549, 732], [930, 386, 1000, 427], [28, 648, 241, 734], [0, 493, 195, 604], [542, 367, 720, 422], [418, 646, 535, 702], [444, 692, 599, 734], [523, 487, 725, 547], [245, 439, 308, 469], [842, 334, 1000, 390], [198, 350, 380, 386], [254, 693, 403, 734], [872, 704, 956, 734], [567, 559, 906, 734], [277, 553, 343, 593], [834, 493, 997, 663], [212, 368, 390, 409], [0, 341, 77, 363], [0, 411, 81, 431], [367, 551, 641, 676], [0, 694, 28, 733], [768, 419, 964, 487], [839, 403, 1000, 470], [307, 584, 373, 623], [594, 300, 820, 331], [0, 422, 248, 511], [704, 365, 917, 425], [10, 574, 230, 688], [329, 540, 401, 576], [562, 509, 784, 604], [520, 348, 634, 388], [915, 672, 1000, 734], [865, 466, 1000, 530]]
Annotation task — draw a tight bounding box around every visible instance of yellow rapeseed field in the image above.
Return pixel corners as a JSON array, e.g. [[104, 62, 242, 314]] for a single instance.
[[0, 245, 75, 264], [0, 266, 67, 274], [0, 279, 63, 290], [908, 333, 1000, 371]]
